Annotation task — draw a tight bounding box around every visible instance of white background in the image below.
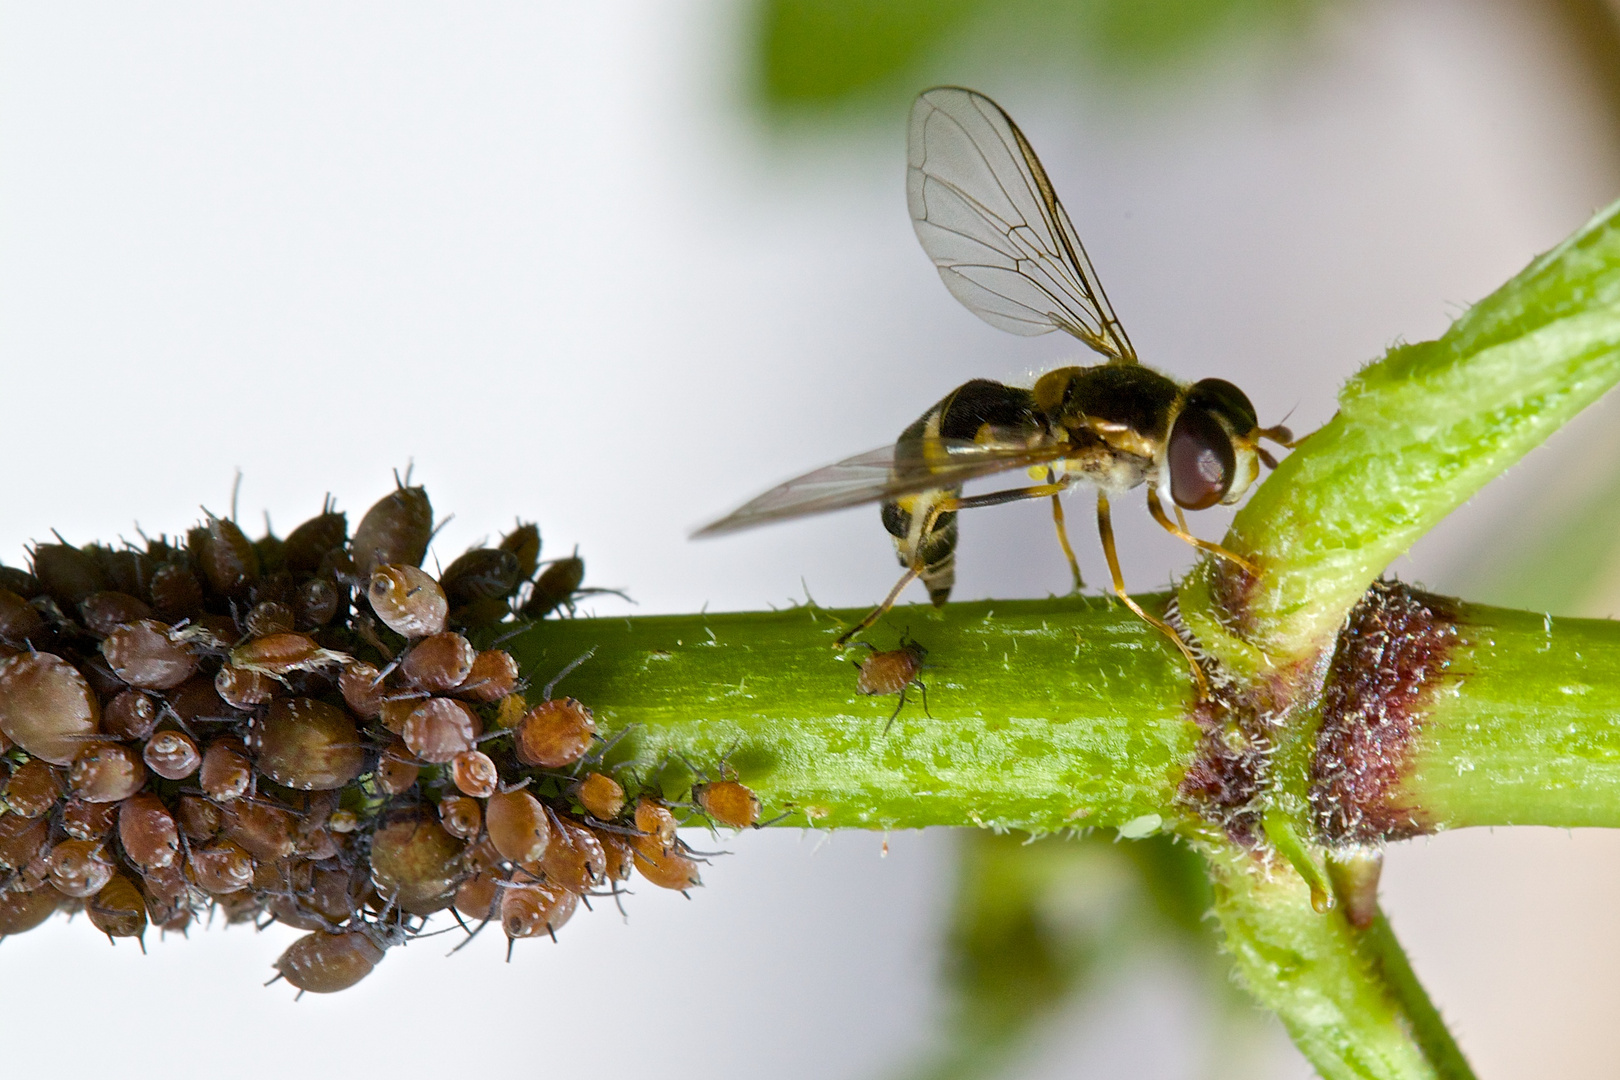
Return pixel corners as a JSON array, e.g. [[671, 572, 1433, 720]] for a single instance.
[[2, 1, 1619, 1076]]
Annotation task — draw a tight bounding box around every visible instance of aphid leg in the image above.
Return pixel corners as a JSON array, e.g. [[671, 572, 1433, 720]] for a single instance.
[[882, 686, 907, 736], [1144, 488, 1259, 576], [1096, 491, 1209, 699], [918, 677, 931, 719], [1047, 471, 1083, 593]]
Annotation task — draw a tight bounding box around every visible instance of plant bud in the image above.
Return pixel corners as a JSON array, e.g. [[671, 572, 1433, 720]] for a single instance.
[[513, 698, 594, 768], [574, 772, 625, 820], [274, 929, 385, 994], [47, 839, 116, 897], [252, 697, 364, 790], [368, 565, 446, 638], [70, 742, 146, 803], [485, 789, 551, 865], [352, 484, 432, 579], [401, 632, 475, 692], [143, 730, 201, 780], [458, 649, 518, 703], [401, 698, 480, 764], [369, 815, 462, 915], [0, 653, 101, 764], [4, 759, 63, 817]]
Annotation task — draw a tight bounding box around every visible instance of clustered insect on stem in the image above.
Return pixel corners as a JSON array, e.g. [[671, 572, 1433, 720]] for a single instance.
[[0, 478, 760, 994]]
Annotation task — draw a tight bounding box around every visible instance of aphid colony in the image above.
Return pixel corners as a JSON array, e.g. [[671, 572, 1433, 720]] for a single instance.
[[0, 481, 754, 993]]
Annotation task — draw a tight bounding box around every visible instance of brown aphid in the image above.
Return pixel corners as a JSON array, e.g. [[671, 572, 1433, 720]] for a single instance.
[[243, 601, 296, 638], [176, 795, 223, 841], [168, 674, 243, 726], [0, 886, 63, 936], [377, 696, 419, 736], [513, 698, 595, 768], [148, 563, 204, 619], [595, 830, 635, 882], [187, 838, 255, 894], [369, 815, 463, 915], [195, 513, 261, 598], [118, 793, 180, 870], [0, 813, 49, 869], [297, 824, 341, 862], [60, 797, 119, 840], [485, 789, 552, 865], [454, 871, 501, 922], [215, 664, 274, 710], [438, 794, 482, 841], [523, 555, 585, 618], [0, 588, 46, 646], [574, 772, 625, 820], [30, 543, 106, 607], [282, 508, 348, 575], [70, 742, 147, 803], [229, 632, 348, 679], [143, 730, 202, 780], [103, 690, 159, 740], [4, 759, 64, 818], [440, 547, 523, 607], [274, 928, 387, 994], [401, 698, 480, 764], [221, 801, 299, 862], [139, 857, 190, 905], [87, 873, 149, 941], [102, 620, 198, 690], [538, 817, 606, 893], [373, 743, 420, 796], [450, 749, 498, 799], [464, 836, 502, 874], [252, 697, 365, 791], [458, 649, 519, 704], [368, 565, 447, 638], [294, 577, 341, 629], [0, 652, 101, 765], [47, 838, 116, 898], [78, 591, 153, 637], [695, 780, 761, 830], [352, 483, 433, 579], [634, 797, 678, 854], [339, 661, 386, 719], [632, 842, 702, 892], [500, 522, 542, 582], [854, 637, 929, 730], [401, 632, 476, 693], [500, 873, 578, 941], [199, 738, 253, 802]]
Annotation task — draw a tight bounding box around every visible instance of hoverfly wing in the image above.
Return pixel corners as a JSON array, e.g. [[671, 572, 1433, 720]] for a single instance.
[[693, 438, 1066, 537], [907, 86, 1136, 362]]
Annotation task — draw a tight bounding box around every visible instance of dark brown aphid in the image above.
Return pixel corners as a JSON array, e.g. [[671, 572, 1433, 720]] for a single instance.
[[102, 620, 199, 690], [574, 772, 625, 820], [339, 661, 386, 719], [500, 873, 578, 942], [369, 815, 463, 915], [70, 742, 147, 803], [229, 632, 347, 679], [458, 650, 519, 704], [450, 749, 498, 799], [221, 801, 299, 862], [252, 697, 365, 791], [274, 928, 387, 994], [282, 507, 348, 575], [215, 664, 274, 709], [187, 838, 255, 895], [438, 794, 482, 841], [439, 547, 522, 608], [854, 637, 929, 731], [0, 814, 49, 869], [513, 698, 595, 768], [4, 759, 64, 818], [368, 565, 447, 638], [87, 873, 149, 941], [199, 738, 253, 802], [499, 522, 542, 582], [294, 577, 341, 628], [194, 513, 261, 598], [401, 698, 480, 764], [373, 743, 420, 796], [60, 797, 119, 840], [0, 566, 42, 600], [0, 587, 46, 646], [103, 690, 159, 740], [243, 601, 296, 638], [175, 794, 223, 841], [401, 632, 476, 693], [143, 730, 202, 780], [46, 838, 116, 897], [147, 562, 205, 619], [168, 673, 242, 726], [694, 780, 761, 830], [118, 793, 180, 870], [0, 885, 62, 935], [352, 483, 433, 580], [30, 543, 106, 607], [485, 789, 552, 865], [78, 591, 154, 637], [539, 817, 606, 893], [0, 652, 101, 765]]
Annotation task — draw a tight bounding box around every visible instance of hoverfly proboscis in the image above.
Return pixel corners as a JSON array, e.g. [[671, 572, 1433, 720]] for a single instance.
[[695, 87, 1294, 694]]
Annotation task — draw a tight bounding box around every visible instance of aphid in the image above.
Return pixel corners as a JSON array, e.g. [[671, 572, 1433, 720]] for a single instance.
[[594, 830, 634, 882], [368, 565, 448, 638], [373, 743, 420, 796], [339, 661, 386, 719], [456, 649, 519, 703], [440, 546, 522, 607], [499, 522, 542, 583], [251, 697, 365, 790], [634, 797, 678, 853], [69, 742, 147, 803], [500, 872, 578, 942], [175, 794, 223, 841], [521, 551, 629, 618], [0, 813, 49, 869], [60, 797, 119, 840], [187, 838, 255, 895], [199, 738, 253, 802], [46, 838, 116, 898], [368, 815, 463, 915], [243, 600, 296, 638], [853, 635, 929, 732], [327, 809, 361, 835], [273, 927, 389, 994], [401, 698, 480, 764], [169, 673, 242, 724], [513, 698, 595, 768], [228, 632, 348, 680], [101, 620, 199, 690], [378, 696, 420, 736], [93, 547, 152, 600], [538, 816, 606, 893], [215, 664, 274, 709], [294, 577, 341, 628], [143, 730, 202, 780], [450, 749, 499, 799], [29, 543, 106, 607], [194, 513, 261, 598], [147, 562, 205, 619], [694, 779, 761, 830], [574, 772, 626, 820], [87, 873, 149, 942], [281, 506, 348, 575], [351, 482, 434, 580], [76, 591, 153, 637], [631, 842, 701, 892], [221, 801, 299, 862], [401, 632, 476, 693], [4, 759, 64, 818], [694, 88, 1293, 690], [0, 886, 62, 936], [493, 692, 528, 730], [438, 794, 482, 841], [103, 690, 159, 740], [454, 871, 501, 923], [485, 789, 552, 865], [0, 587, 46, 646], [0, 652, 101, 765], [118, 793, 180, 870], [139, 857, 189, 905], [0, 566, 42, 599]]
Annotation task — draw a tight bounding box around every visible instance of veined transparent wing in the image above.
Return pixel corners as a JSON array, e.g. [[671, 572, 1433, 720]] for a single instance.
[[693, 437, 1068, 537], [907, 86, 1136, 361]]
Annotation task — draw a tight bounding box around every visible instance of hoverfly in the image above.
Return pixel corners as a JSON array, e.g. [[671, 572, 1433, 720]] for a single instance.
[[696, 87, 1293, 684]]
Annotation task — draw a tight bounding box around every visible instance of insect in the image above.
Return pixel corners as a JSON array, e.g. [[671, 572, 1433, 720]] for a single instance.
[[852, 634, 929, 732], [695, 87, 1292, 683]]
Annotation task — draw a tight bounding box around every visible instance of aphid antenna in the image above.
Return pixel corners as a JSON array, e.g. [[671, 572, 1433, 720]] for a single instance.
[[494, 776, 534, 796], [583, 817, 643, 838], [543, 647, 598, 702], [446, 916, 493, 957], [756, 810, 794, 829]]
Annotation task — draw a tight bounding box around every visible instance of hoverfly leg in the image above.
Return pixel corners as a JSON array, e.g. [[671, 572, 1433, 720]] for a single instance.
[[834, 565, 922, 648], [1145, 488, 1259, 576], [1046, 470, 1083, 593], [1097, 491, 1209, 699]]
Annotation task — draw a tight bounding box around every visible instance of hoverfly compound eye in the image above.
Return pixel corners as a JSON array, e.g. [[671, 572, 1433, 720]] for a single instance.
[[1169, 405, 1236, 510], [1187, 378, 1258, 435]]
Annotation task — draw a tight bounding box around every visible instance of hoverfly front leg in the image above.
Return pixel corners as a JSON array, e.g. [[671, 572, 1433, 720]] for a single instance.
[[1144, 488, 1259, 576], [1047, 469, 1084, 593], [1096, 490, 1210, 699]]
